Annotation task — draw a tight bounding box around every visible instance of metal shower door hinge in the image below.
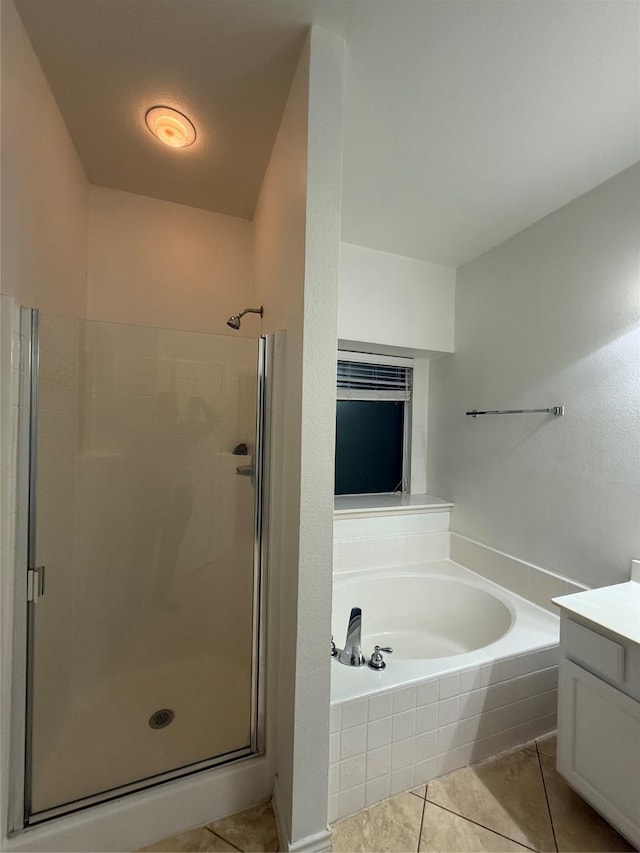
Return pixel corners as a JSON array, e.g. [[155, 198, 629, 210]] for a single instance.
[[27, 566, 45, 603]]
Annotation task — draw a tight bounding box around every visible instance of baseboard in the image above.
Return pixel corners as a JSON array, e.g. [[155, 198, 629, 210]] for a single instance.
[[287, 829, 332, 853], [272, 777, 332, 853], [271, 776, 288, 852]]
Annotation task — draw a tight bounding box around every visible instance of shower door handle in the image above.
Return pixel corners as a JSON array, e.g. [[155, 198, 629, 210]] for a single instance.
[[27, 565, 46, 603]]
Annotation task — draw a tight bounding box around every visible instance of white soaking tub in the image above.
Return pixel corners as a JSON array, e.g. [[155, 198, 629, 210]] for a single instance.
[[329, 561, 560, 822], [334, 570, 513, 660]]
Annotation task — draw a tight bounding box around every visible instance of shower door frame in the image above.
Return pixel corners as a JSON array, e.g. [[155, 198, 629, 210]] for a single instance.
[[8, 310, 270, 832]]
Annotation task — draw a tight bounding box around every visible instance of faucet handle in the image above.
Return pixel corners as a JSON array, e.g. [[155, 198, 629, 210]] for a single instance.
[[368, 645, 393, 671]]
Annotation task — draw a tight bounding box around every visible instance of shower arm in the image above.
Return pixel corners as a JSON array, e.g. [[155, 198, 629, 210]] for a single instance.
[[237, 307, 263, 320]]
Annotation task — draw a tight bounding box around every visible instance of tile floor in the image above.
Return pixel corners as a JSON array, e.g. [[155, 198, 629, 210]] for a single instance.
[[332, 735, 635, 853], [140, 735, 635, 853]]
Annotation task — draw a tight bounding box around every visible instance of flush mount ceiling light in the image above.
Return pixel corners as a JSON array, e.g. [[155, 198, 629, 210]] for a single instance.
[[145, 106, 196, 148]]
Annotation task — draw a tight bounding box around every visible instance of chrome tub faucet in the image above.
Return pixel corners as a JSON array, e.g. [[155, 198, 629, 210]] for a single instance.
[[337, 607, 366, 666]]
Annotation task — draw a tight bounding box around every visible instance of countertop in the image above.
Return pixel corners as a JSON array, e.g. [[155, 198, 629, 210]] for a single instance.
[[552, 561, 640, 646]]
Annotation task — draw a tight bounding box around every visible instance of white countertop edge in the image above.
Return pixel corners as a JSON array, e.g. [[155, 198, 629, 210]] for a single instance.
[[553, 576, 640, 646]]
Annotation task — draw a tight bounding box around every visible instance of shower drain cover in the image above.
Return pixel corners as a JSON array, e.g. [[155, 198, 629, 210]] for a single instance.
[[149, 708, 174, 730]]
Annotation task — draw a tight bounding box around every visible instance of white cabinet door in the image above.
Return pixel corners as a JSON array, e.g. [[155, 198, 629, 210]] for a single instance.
[[557, 659, 640, 849]]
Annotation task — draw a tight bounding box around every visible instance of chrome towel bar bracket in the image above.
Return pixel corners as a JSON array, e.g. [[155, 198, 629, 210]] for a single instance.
[[466, 406, 564, 418]]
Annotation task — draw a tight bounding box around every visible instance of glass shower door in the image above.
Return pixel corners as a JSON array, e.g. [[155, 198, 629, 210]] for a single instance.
[[24, 313, 264, 820]]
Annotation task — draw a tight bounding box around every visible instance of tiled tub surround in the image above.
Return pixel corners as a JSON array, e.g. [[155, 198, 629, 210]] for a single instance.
[[451, 532, 588, 613], [330, 498, 567, 823], [329, 643, 558, 823], [333, 499, 587, 616], [334, 498, 453, 575]]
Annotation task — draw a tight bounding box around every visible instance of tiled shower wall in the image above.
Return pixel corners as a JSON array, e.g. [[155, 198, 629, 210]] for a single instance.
[[329, 645, 558, 822], [2, 310, 262, 813], [33, 314, 83, 760], [71, 321, 257, 628], [1, 311, 260, 654], [30, 318, 259, 811]]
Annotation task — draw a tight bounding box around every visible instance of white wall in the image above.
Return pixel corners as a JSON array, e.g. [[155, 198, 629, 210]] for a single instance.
[[0, 0, 89, 315], [253, 25, 345, 851], [291, 25, 344, 848], [338, 243, 455, 355], [253, 36, 309, 851], [428, 164, 640, 590], [0, 3, 88, 845], [87, 186, 255, 336]]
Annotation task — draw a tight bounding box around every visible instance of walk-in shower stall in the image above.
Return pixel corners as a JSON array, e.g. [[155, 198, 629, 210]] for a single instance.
[[11, 310, 267, 826]]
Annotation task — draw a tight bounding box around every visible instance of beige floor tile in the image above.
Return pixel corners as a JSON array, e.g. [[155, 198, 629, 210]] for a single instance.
[[420, 802, 533, 852], [331, 792, 423, 853], [536, 734, 557, 760], [207, 801, 279, 853], [427, 746, 555, 852], [412, 785, 427, 798], [138, 827, 237, 852], [539, 754, 634, 852]]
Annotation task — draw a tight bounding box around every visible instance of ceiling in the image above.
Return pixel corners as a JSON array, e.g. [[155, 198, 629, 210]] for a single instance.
[[15, 0, 640, 267]]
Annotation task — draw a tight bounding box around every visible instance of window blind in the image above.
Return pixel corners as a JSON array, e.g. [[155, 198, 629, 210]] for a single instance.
[[337, 359, 412, 401]]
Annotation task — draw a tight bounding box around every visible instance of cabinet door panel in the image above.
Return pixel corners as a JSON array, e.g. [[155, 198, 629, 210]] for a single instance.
[[557, 659, 640, 849]]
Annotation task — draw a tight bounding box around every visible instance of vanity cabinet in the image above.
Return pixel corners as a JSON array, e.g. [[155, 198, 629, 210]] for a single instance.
[[555, 605, 640, 850]]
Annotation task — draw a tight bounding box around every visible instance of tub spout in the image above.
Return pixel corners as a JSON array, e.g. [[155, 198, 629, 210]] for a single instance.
[[337, 607, 366, 666]]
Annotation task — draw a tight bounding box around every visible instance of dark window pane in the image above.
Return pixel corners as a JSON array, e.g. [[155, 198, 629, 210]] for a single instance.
[[335, 400, 404, 495]]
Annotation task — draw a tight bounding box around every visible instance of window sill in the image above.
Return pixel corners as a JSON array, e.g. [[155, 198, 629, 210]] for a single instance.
[[334, 493, 453, 519]]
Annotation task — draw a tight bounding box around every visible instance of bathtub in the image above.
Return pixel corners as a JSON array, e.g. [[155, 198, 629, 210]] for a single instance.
[[329, 560, 559, 821]]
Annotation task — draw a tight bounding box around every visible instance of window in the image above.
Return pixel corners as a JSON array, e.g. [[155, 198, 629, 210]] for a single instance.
[[334, 352, 413, 495]]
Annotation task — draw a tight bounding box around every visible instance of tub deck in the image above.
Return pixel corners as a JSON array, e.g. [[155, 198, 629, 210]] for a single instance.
[[331, 560, 558, 704]]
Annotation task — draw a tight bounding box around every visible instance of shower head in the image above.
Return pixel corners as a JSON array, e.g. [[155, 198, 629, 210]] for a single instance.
[[226, 306, 263, 330]]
